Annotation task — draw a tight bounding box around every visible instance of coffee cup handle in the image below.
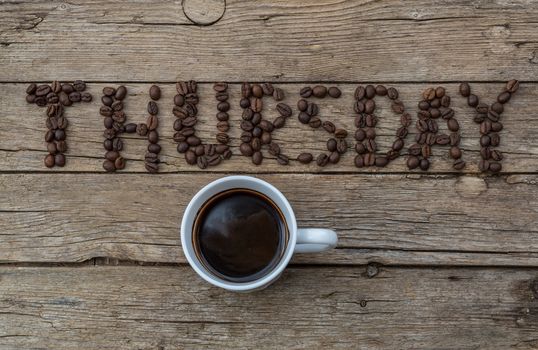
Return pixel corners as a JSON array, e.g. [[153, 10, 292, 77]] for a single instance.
[[294, 228, 338, 253]]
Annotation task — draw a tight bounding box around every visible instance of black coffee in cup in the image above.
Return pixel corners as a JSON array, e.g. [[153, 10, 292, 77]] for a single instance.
[[192, 188, 288, 282]]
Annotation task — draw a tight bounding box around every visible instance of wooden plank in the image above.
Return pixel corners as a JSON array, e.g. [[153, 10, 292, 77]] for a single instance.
[[0, 266, 537, 349], [1, 173, 538, 265], [1, 82, 536, 173], [1, 0, 538, 81]]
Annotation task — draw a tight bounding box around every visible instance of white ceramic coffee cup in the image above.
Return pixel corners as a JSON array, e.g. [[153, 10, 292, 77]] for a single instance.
[[181, 175, 338, 292]]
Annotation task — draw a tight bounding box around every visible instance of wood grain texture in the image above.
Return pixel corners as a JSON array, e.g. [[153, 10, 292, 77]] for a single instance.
[[1, 82, 536, 173], [1, 173, 538, 265], [1, 266, 537, 349], [1, 0, 537, 81]]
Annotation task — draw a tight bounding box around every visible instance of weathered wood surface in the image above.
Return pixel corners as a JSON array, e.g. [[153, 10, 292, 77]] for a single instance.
[[1, 173, 537, 265], [1, 266, 537, 350], [1, 0, 538, 81], [1, 82, 536, 173]]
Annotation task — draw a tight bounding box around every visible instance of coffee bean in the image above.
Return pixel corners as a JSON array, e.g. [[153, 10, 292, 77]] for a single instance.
[[435, 87, 445, 98], [312, 85, 327, 98], [136, 123, 148, 136], [147, 85, 161, 101], [354, 155, 364, 167], [430, 108, 441, 119], [261, 83, 274, 96], [252, 84, 263, 98], [419, 158, 430, 170], [144, 115, 158, 130], [375, 156, 388, 167], [355, 143, 367, 154], [35, 85, 51, 97], [216, 132, 229, 144], [421, 144, 431, 158], [112, 138, 123, 151], [326, 138, 337, 152], [296, 99, 308, 112], [387, 87, 398, 100], [105, 150, 120, 161], [506, 79, 519, 93], [182, 116, 197, 127], [101, 95, 113, 106], [400, 113, 412, 127], [251, 137, 261, 151], [353, 86, 365, 101], [252, 151, 263, 165], [418, 101, 430, 110], [251, 113, 262, 126], [480, 135, 491, 147], [26, 83, 37, 95], [53, 129, 65, 141], [277, 154, 289, 165], [186, 135, 200, 146], [488, 110, 500, 122], [365, 85, 376, 99], [450, 146, 462, 159], [26, 94, 36, 103], [103, 159, 115, 172], [363, 152, 375, 166], [273, 116, 286, 129], [308, 117, 321, 128], [476, 103, 488, 114], [306, 102, 319, 116], [298, 112, 311, 124], [490, 133, 500, 147], [297, 152, 313, 164], [216, 121, 229, 132], [68, 92, 81, 102], [418, 110, 430, 120], [354, 101, 365, 114], [103, 117, 113, 129], [478, 159, 490, 172], [490, 102, 504, 114], [467, 94, 479, 107], [276, 103, 292, 117], [35, 96, 47, 107], [491, 122, 503, 132], [261, 131, 271, 145], [391, 100, 405, 114], [447, 118, 459, 132], [147, 101, 158, 115], [194, 145, 205, 157], [112, 156, 125, 170], [355, 129, 366, 141], [273, 88, 285, 101], [365, 139, 376, 152], [365, 128, 376, 139], [336, 139, 347, 154], [103, 139, 113, 151], [103, 87, 116, 97], [497, 91, 511, 104], [374, 85, 387, 96], [392, 138, 405, 150], [252, 98, 263, 113], [185, 150, 197, 165], [489, 162, 502, 173], [316, 153, 329, 167], [366, 114, 377, 127], [328, 86, 341, 98], [453, 159, 465, 170], [113, 85, 126, 100], [322, 121, 336, 134], [240, 142, 254, 156], [176, 142, 189, 153], [473, 114, 486, 123], [480, 147, 491, 160], [459, 82, 471, 97], [364, 99, 375, 114], [300, 86, 312, 98], [491, 150, 503, 161], [71, 80, 85, 92], [328, 151, 340, 164], [216, 101, 229, 112], [334, 129, 347, 139]]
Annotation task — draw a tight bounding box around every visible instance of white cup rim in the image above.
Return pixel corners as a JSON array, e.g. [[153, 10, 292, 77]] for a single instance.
[[180, 175, 298, 291]]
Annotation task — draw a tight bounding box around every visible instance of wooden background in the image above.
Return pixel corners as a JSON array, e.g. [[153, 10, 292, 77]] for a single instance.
[[1, 0, 538, 349]]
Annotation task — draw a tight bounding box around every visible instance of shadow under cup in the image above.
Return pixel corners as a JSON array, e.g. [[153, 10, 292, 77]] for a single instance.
[[192, 188, 290, 283]]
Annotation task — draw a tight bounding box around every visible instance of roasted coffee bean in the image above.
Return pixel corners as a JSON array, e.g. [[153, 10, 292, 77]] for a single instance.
[[326, 138, 337, 152], [216, 132, 229, 144], [480, 147, 491, 160], [240, 82, 251, 98], [241, 120, 254, 131], [440, 108, 454, 120], [145, 152, 159, 163], [352, 87, 365, 101], [489, 162, 502, 173], [415, 132, 427, 144], [480, 120, 492, 135], [328, 151, 340, 164], [418, 110, 430, 120], [172, 94, 185, 108], [476, 103, 488, 114], [103, 159, 115, 172], [354, 155, 364, 167], [312, 85, 327, 98], [418, 101, 430, 110], [297, 152, 313, 164], [490, 102, 503, 114], [250, 114, 261, 126], [387, 149, 400, 160], [194, 145, 205, 157], [491, 150, 503, 161], [114, 85, 127, 100], [26, 94, 36, 103], [136, 123, 148, 136], [56, 116, 68, 129], [148, 143, 161, 154], [430, 108, 441, 119], [57, 140, 67, 153], [363, 85, 374, 99], [417, 119, 428, 132], [440, 95, 451, 107], [459, 82, 471, 97], [490, 133, 500, 147], [52, 153, 65, 167], [354, 101, 365, 114], [259, 120, 274, 132], [45, 130, 54, 142], [491, 122, 503, 132], [252, 151, 263, 165], [429, 98, 440, 109], [54, 129, 66, 141], [316, 153, 329, 167], [300, 86, 313, 98], [298, 112, 311, 124], [242, 108, 254, 121], [68, 92, 81, 102], [355, 143, 367, 154], [363, 152, 375, 166], [112, 111, 126, 123], [240, 142, 254, 156], [46, 92, 59, 104], [105, 150, 120, 161], [478, 159, 490, 172], [46, 104, 63, 118], [506, 79, 519, 93], [172, 106, 187, 119], [217, 121, 229, 132], [427, 119, 438, 133], [334, 129, 347, 139], [267, 142, 280, 156], [215, 92, 229, 102], [26, 83, 37, 95], [240, 132, 252, 143], [308, 117, 321, 128], [186, 135, 200, 146], [252, 84, 263, 98], [297, 99, 308, 112], [306, 102, 319, 116], [365, 139, 376, 152], [213, 144, 227, 155], [261, 131, 272, 144], [277, 154, 289, 165], [36, 84, 51, 97], [421, 144, 431, 158], [355, 115, 365, 128], [147, 101, 158, 115], [177, 142, 189, 153], [365, 114, 377, 127], [473, 114, 486, 123], [111, 101, 123, 112], [144, 161, 158, 173], [322, 121, 336, 134], [114, 156, 125, 170], [453, 159, 466, 170], [435, 87, 445, 98], [149, 85, 161, 100], [207, 154, 221, 167], [273, 116, 286, 129], [392, 138, 405, 151], [112, 138, 123, 151], [336, 139, 347, 154], [391, 100, 405, 114], [185, 150, 197, 165], [276, 103, 292, 117], [103, 139, 113, 151], [480, 135, 491, 147], [327, 86, 341, 98], [182, 116, 197, 127], [35, 96, 47, 107], [239, 98, 251, 109], [436, 134, 450, 145], [355, 129, 366, 141], [450, 146, 462, 159], [425, 132, 436, 146], [47, 142, 57, 154], [423, 88, 435, 101], [408, 144, 421, 156], [373, 85, 386, 96], [71, 80, 85, 92], [217, 101, 230, 112], [251, 138, 262, 151], [103, 87, 116, 97], [488, 110, 500, 122], [447, 118, 459, 132], [145, 115, 158, 130], [365, 128, 376, 139], [375, 156, 388, 167], [60, 83, 74, 94], [419, 158, 430, 170], [396, 126, 408, 138], [497, 91, 511, 104], [387, 87, 398, 100], [252, 98, 263, 113], [261, 83, 274, 96], [364, 99, 375, 114], [122, 122, 135, 133], [467, 94, 479, 107], [400, 113, 412, 127], [101, 95, 113, 106], [212, 82, 227, 93], [273, 88, 285, 101]]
